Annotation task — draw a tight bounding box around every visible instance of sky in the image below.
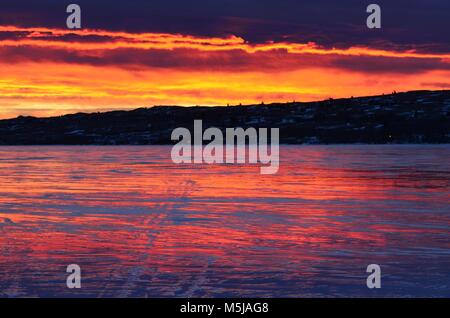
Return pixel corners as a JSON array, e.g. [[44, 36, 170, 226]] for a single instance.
[[0, 0, 449, 118]]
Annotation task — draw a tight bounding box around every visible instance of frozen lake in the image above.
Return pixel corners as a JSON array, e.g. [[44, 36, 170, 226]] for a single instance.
[[0, 145, 449, 297]]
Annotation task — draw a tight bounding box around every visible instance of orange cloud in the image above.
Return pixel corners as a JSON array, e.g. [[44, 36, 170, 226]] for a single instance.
[[0, 25, 449, 118], [1, 25, 450, 59]]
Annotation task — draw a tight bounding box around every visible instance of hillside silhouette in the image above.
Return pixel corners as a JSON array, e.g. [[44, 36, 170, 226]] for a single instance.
[[0, 90, 449, 145]]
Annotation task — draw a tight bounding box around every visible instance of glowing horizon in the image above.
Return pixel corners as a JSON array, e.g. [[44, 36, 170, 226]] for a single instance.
[[1, 25, 449, 119]]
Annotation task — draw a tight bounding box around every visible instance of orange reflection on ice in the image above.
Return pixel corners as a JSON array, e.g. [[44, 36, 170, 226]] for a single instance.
[[0, 145, 449, 297]]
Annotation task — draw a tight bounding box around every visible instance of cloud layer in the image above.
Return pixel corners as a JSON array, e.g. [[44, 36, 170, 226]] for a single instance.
[[0, 1, 450, 118]]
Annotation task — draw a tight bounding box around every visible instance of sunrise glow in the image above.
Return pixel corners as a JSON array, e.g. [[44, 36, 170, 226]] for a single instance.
[[1, 25, 449, 118]]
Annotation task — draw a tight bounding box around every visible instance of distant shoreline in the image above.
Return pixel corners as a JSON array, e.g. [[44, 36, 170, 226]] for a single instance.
[[2, 89, 448, 122], [1, 90, 449, 145]]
